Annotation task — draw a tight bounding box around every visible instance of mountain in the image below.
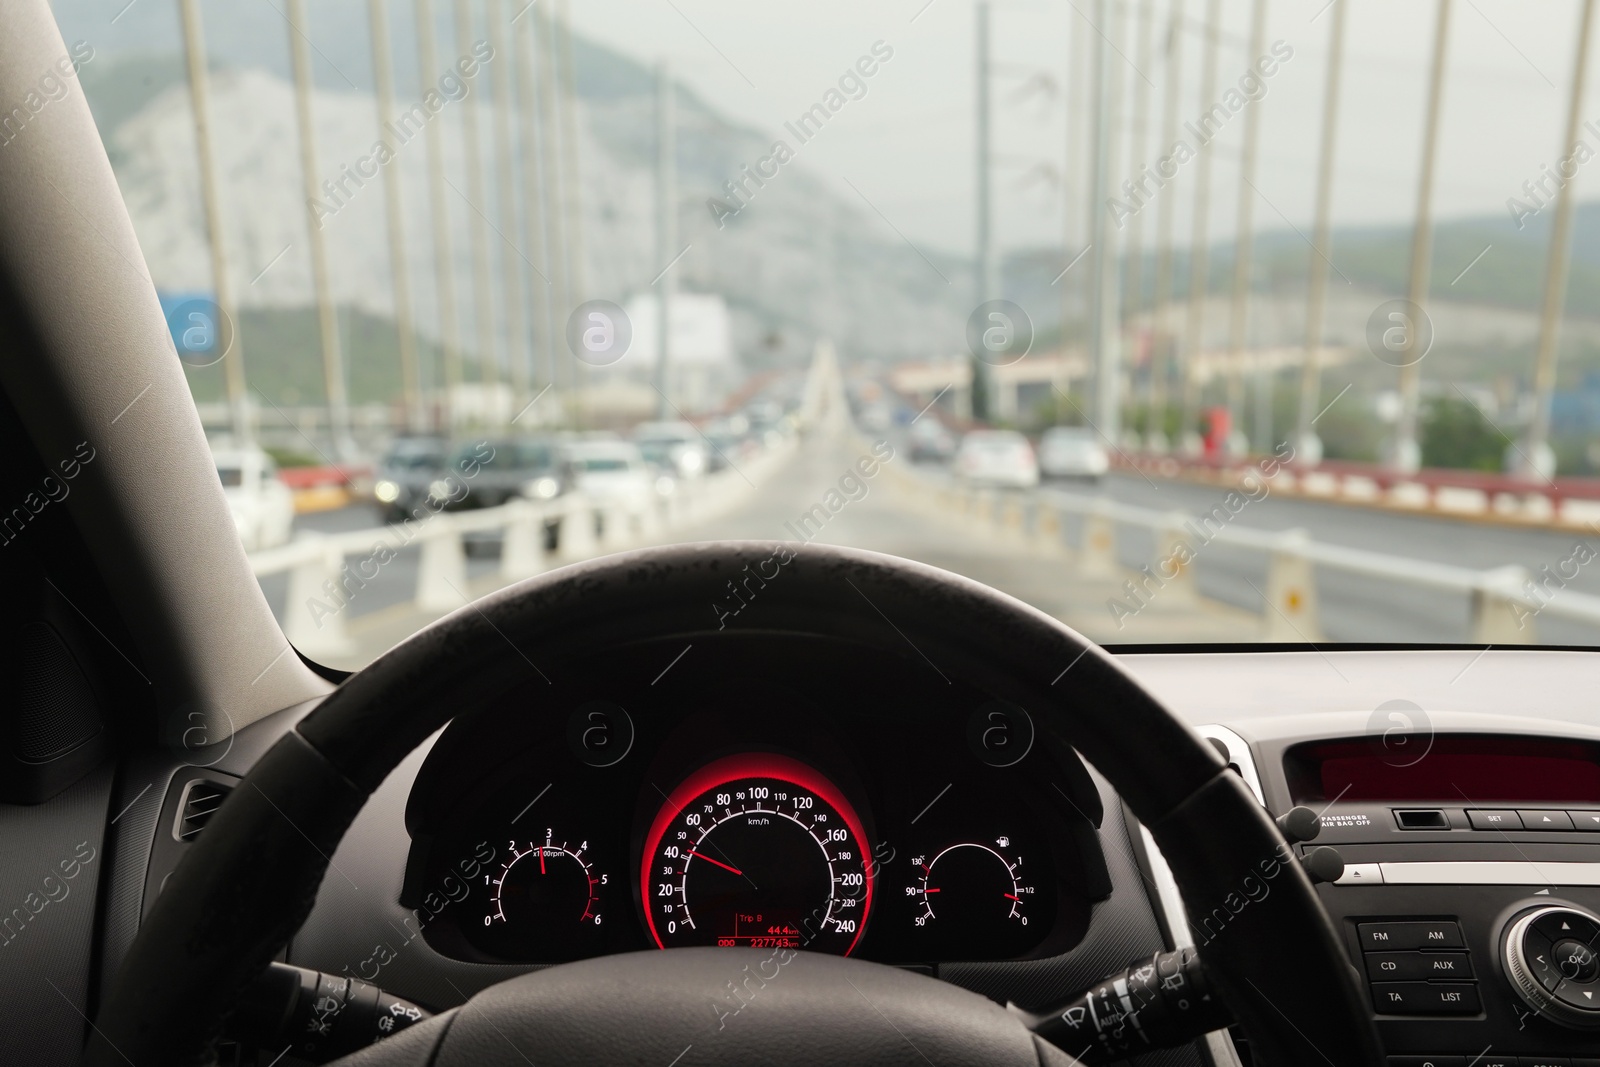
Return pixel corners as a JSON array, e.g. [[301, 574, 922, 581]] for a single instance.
[[56, 0, 968, 411]]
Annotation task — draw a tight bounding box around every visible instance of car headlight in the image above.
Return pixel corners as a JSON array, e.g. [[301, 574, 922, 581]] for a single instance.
[[374, 479, 400, 503], [655, 475, 676, 497], [678, 450, 705, 475], [428, 479, 453, 502], [524, 476, 560, 500]]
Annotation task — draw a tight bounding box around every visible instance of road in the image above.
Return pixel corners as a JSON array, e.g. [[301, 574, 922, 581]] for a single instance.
[[258, 432, 1600, 668]]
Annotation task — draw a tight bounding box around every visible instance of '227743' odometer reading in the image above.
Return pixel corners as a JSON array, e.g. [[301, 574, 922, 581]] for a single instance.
[[641, 753, 873, 955]]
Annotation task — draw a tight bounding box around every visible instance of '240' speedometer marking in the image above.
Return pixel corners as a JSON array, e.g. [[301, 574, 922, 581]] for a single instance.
[[641, 753, 874, 955]]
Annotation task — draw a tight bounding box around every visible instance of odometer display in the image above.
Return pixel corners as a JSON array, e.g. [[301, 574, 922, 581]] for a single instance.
[[641, 753, 873, 955]]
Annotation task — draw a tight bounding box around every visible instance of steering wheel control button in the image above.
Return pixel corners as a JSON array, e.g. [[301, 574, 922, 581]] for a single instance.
[[1518, 809, 1577, 831], [1336, 862, 1384, 886], [1502, 905, 1600, 1028], [1468, 809, 1523, 830], [1360, 920, 1466, 951], [565, 701, 634, 767], [1370, 981, 1481, 1014], [1365, 952, 1473, 981]]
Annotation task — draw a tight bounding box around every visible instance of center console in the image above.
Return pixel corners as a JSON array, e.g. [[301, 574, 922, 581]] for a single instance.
[[1135, 727, 1600, 1067]]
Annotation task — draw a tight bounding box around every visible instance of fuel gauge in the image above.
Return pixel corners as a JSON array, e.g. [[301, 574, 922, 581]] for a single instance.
[[908, 837, 1040, 957]]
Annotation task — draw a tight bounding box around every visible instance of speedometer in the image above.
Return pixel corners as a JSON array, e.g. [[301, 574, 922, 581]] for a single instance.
[[641, 753, 873, 955]]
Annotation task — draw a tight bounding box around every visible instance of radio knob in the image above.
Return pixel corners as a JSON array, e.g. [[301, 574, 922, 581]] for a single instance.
[[1502, 905, 1600, 1029]]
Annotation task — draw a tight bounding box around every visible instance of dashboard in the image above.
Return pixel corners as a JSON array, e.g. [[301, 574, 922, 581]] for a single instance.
[[89, 647, 1600, 1067], [398, 634, 1108, 969]]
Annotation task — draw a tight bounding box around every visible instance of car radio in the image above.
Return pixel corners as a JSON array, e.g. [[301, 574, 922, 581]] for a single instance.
[[1136, 727, 1600, 1067]]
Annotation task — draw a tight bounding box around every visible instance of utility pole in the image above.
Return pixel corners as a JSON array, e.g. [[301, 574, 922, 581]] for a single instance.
[[556, 0, 587, 306], [455, 0, 499, 410], [1520, 0, 1596, 481], [178, 0, 250, 444], [1088, 0, 1125, 442], [288, 0, 355, 459], [534, 2, 570, 404], [488, 0, 529, 417], [369, 0, 422, 434], [1122, 0, 1154, 427], [1223, 0, 1267, 455], [974, 0, 995, 422], [1057, 8, 1088, 425], [1293, 0, 1348, 465], [556, 0, 588, 427], [417, 0, 463, 433], [1392, 0, 1452, 473], [1179, 0, 1221, 453], [1146, 0, 1183, 452], [513, 7, 554, 398], [654, 61, 677, 417]]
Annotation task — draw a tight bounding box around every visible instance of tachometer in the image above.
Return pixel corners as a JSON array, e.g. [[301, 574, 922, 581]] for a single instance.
[[641, 753, 873, 955]]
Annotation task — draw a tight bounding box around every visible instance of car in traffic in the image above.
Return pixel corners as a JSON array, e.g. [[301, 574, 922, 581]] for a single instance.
[[441, 437, 564, 512], [953, 429, 1040, 488], [908, 418, 957, 463], [212, 443, 294, 551], [633, 420, 709, 480], [371, 436, 447, 522], [1037, 425, 1111, 482]]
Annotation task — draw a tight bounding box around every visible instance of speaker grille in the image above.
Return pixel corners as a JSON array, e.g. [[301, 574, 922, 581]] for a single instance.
[[14, 621, 102, 762]]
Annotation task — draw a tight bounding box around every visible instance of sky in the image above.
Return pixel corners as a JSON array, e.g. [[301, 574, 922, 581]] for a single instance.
[[48, 0, 1599, 266], [565, 0, 1593, 265]]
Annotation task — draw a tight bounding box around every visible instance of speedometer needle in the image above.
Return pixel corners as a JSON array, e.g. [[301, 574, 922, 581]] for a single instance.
[[687, 850, 743, 876]]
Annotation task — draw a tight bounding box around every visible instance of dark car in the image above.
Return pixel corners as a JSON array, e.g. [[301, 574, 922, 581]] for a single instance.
[[443, 437, 564, 511], [372, 436, 447, 523]]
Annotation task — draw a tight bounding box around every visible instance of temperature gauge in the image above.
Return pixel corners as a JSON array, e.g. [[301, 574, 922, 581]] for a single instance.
[[478, 828, 608, 960]]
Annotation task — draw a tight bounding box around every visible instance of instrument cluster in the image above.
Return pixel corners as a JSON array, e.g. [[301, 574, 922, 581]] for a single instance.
[[400, 637, 1110, 967]]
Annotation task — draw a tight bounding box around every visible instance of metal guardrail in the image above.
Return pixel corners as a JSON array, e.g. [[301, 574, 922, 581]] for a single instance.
[[249, 438, 796, 659], [891, 465, 1600, 644]]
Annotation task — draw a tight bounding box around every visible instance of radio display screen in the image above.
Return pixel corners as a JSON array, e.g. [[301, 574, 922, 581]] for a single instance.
[[1285, 736, 1600, 803]]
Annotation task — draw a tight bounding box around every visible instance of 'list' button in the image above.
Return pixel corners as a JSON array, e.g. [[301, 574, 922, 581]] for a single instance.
[[1371, 981, 1480, 1014]]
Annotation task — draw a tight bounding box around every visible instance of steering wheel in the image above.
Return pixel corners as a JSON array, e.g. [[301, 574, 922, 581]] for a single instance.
[[87, 542, 1382, 1066]]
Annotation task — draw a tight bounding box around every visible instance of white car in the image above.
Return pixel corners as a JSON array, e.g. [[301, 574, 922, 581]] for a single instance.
[[213, 445, 295, 551], [954, 430, 1039, 488], [562, 440, 656, 511], [633, 420, 709, 480], [1037, 426, 1111, 481]]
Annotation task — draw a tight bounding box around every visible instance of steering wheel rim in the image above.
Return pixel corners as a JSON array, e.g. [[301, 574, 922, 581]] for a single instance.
[[88, 541, 1383, 1066]]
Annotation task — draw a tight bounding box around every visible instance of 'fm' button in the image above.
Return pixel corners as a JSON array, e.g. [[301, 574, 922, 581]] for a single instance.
[[1359, 921, 1465, 951]]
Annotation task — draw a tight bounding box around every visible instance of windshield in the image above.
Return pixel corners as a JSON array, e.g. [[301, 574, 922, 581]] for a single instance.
[[56, 0, 1600, 667]]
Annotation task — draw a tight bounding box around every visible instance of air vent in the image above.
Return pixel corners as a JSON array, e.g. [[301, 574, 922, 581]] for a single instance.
[[174, 779, 233, 841]]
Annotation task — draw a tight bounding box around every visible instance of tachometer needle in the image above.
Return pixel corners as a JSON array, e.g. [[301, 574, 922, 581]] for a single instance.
[[539, 848, 545, 874], [687, 850, 743, 876]]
